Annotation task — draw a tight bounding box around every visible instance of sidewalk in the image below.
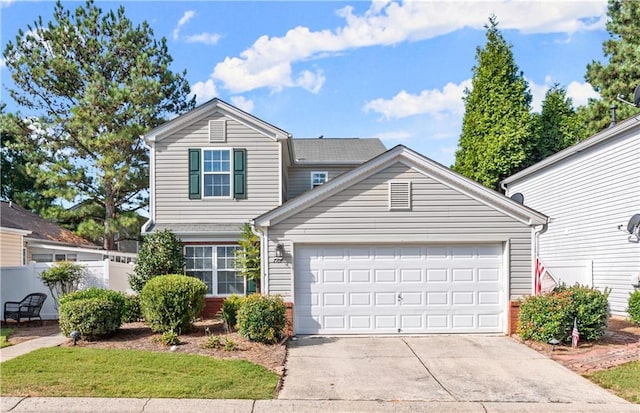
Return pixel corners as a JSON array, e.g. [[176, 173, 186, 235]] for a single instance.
[[1, 397, 637, 413], [0, 334, 68, 363]]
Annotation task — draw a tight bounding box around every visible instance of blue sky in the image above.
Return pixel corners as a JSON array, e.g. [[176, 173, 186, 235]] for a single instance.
[[1, 1, 609, 167]]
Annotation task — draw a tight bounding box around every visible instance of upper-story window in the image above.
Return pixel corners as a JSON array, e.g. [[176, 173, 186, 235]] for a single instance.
[[311, 171, 328, 188], [188, 148, 246, 200], [204, 149, 231, 197]]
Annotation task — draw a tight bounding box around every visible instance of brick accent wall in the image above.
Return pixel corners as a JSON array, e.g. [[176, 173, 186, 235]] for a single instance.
[[508, 300, 521, 335]]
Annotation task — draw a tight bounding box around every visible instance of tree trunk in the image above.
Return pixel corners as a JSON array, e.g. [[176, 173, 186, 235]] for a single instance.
[[103, 186, 116, 251]]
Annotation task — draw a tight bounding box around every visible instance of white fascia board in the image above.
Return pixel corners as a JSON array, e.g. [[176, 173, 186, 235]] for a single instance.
[[144, 98, 291, 143], [502, 115, 640, 186], [141, 137, 156, 235], [1, 227, 32, 236]]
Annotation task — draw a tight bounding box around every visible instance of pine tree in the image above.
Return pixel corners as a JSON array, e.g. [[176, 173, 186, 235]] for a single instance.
[[582, 0, 640, 135], [453, 16, 534, 190], [3, 1, 195, 249], [530, 85, 583, 164]]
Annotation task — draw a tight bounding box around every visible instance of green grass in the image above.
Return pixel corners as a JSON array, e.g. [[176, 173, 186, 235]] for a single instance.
[[0, 347, 278, 399], [0, 327, 15, 348], [587, 361, 640, 404]]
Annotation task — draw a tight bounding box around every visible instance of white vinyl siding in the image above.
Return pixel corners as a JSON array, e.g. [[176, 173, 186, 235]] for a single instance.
[[268, 162, 532, 300], [154, 114, 281, 225], [506, 130, 640, 315], [287, 166, 354, 199]]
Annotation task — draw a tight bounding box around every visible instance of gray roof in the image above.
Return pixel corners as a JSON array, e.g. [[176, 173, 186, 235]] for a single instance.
[[292, 138, 386, 164]]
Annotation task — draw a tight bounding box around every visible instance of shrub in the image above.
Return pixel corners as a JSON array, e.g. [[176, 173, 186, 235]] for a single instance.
[[628, 291, 640, 325], [223, 337, 238, 352], [58, 288, 126, 340], [123, 294, 142, 323], [39, 261, 86, 310], [203, 334, 222, 349], [220, 295, 244, 332], [129, 229, 185, 293], [518, 285, 610, 343], [139, 274, 207, 334], [237, 294, 286, 344], [159, 331, 180, 346]]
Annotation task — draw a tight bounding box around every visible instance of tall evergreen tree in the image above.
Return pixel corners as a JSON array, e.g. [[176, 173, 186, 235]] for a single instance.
[[453, 16, 534, 190], [530, 85, 583, 164], [3, 0, 195, 249], [582, 0, 640, 135], [0, 106, 54, 213]]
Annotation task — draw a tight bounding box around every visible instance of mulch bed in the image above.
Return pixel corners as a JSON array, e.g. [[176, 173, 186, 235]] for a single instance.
[[517, 316, 640, 374]]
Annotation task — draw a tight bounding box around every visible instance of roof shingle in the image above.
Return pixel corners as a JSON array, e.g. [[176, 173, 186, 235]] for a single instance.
[[292, 138, 386, 164]]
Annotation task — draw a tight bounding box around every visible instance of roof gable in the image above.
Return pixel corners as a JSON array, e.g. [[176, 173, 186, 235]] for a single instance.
[[0, 201, 97, 247], [144, 98, 291, 143], [255, 145, 547, 227], [502, 115, 640, 186]]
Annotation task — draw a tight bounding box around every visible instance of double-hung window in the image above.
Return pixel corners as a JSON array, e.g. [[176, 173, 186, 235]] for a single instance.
[[184, 245, 245, 296], [203, 149, 231, 197], [188, 148, 246, 200]]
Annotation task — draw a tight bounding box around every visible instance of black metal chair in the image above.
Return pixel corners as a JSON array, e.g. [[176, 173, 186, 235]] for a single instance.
[[3, 293, 47, 326]]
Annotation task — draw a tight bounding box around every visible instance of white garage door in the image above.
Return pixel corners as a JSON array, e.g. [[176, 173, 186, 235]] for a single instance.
[[294, 245, 504, 334]]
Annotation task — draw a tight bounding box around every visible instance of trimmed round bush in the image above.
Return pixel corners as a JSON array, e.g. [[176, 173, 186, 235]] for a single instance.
[[140, 274, 207, 334], [628, 291, 640, 325], [518, 285, 610, 343], [237, 294, 286, 344], [59, 288, 126, 340]]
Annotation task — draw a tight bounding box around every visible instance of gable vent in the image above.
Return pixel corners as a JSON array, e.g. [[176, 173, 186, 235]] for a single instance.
[[389, 181, 411, 210], [209, 119, 226, 143]]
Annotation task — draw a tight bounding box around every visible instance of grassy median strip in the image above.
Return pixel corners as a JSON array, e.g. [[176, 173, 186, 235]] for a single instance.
[[0, 347, 278, 399], [0, 328, 14, 348], [586, 361, 640, 404]]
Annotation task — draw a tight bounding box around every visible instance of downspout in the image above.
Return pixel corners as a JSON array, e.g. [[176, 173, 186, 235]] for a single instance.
[[532, 221, 549, 293], [250, 220, 268, 295], [141, 136, 155, 234]]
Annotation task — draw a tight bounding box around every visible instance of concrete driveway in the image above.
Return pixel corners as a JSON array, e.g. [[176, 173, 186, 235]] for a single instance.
[[279, 336, 627, 404]]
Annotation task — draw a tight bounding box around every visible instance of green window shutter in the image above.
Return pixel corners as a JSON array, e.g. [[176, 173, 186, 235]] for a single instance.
[[233, 148, 246, 199], [188, 149, 201, 199]]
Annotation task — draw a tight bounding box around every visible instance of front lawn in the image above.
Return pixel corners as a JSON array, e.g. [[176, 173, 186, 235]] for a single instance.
[[0, 327, 15, 348], [586, 361, 640, 404], [0, 347, 278, 399]]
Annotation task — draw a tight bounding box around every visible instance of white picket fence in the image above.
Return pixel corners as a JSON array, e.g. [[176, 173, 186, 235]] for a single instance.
[[1, 260, 135, 321]]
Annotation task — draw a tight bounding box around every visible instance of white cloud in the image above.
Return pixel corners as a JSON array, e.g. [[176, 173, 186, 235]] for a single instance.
[[527, 76, 553, 113], [566, 81, 599, 106], [173, 10, 195, 41], [211, 1, 606, 93], [184, 32, 221, 45], [0, 0, 14, 9], [0, 57, 5, 69], [230, 96, 255, 113], [191, 79, 218, 103], [366, 130, 414, 141], [363, 80, 471, 120]]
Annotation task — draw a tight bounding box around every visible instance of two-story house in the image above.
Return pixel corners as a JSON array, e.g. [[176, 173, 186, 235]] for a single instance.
[[143, 99, 548, 336]]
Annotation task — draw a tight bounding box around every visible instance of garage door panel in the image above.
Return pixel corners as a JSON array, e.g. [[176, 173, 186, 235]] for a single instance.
[[294, 244, 503, 334]]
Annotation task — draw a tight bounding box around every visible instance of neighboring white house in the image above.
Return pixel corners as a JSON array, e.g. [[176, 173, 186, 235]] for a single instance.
[[502, 114, 640, 316], [144, 98, 548, 335]]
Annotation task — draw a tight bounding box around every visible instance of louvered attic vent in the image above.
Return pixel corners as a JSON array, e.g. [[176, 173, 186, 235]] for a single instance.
[[209, 119, 226, 142], [389, 181, 411, 210]]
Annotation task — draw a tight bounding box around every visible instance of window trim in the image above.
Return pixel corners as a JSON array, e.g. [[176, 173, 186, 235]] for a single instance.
[[184, 244, 245, 297], [202, 148, 233, 199], [310, 171, 329, 189]]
